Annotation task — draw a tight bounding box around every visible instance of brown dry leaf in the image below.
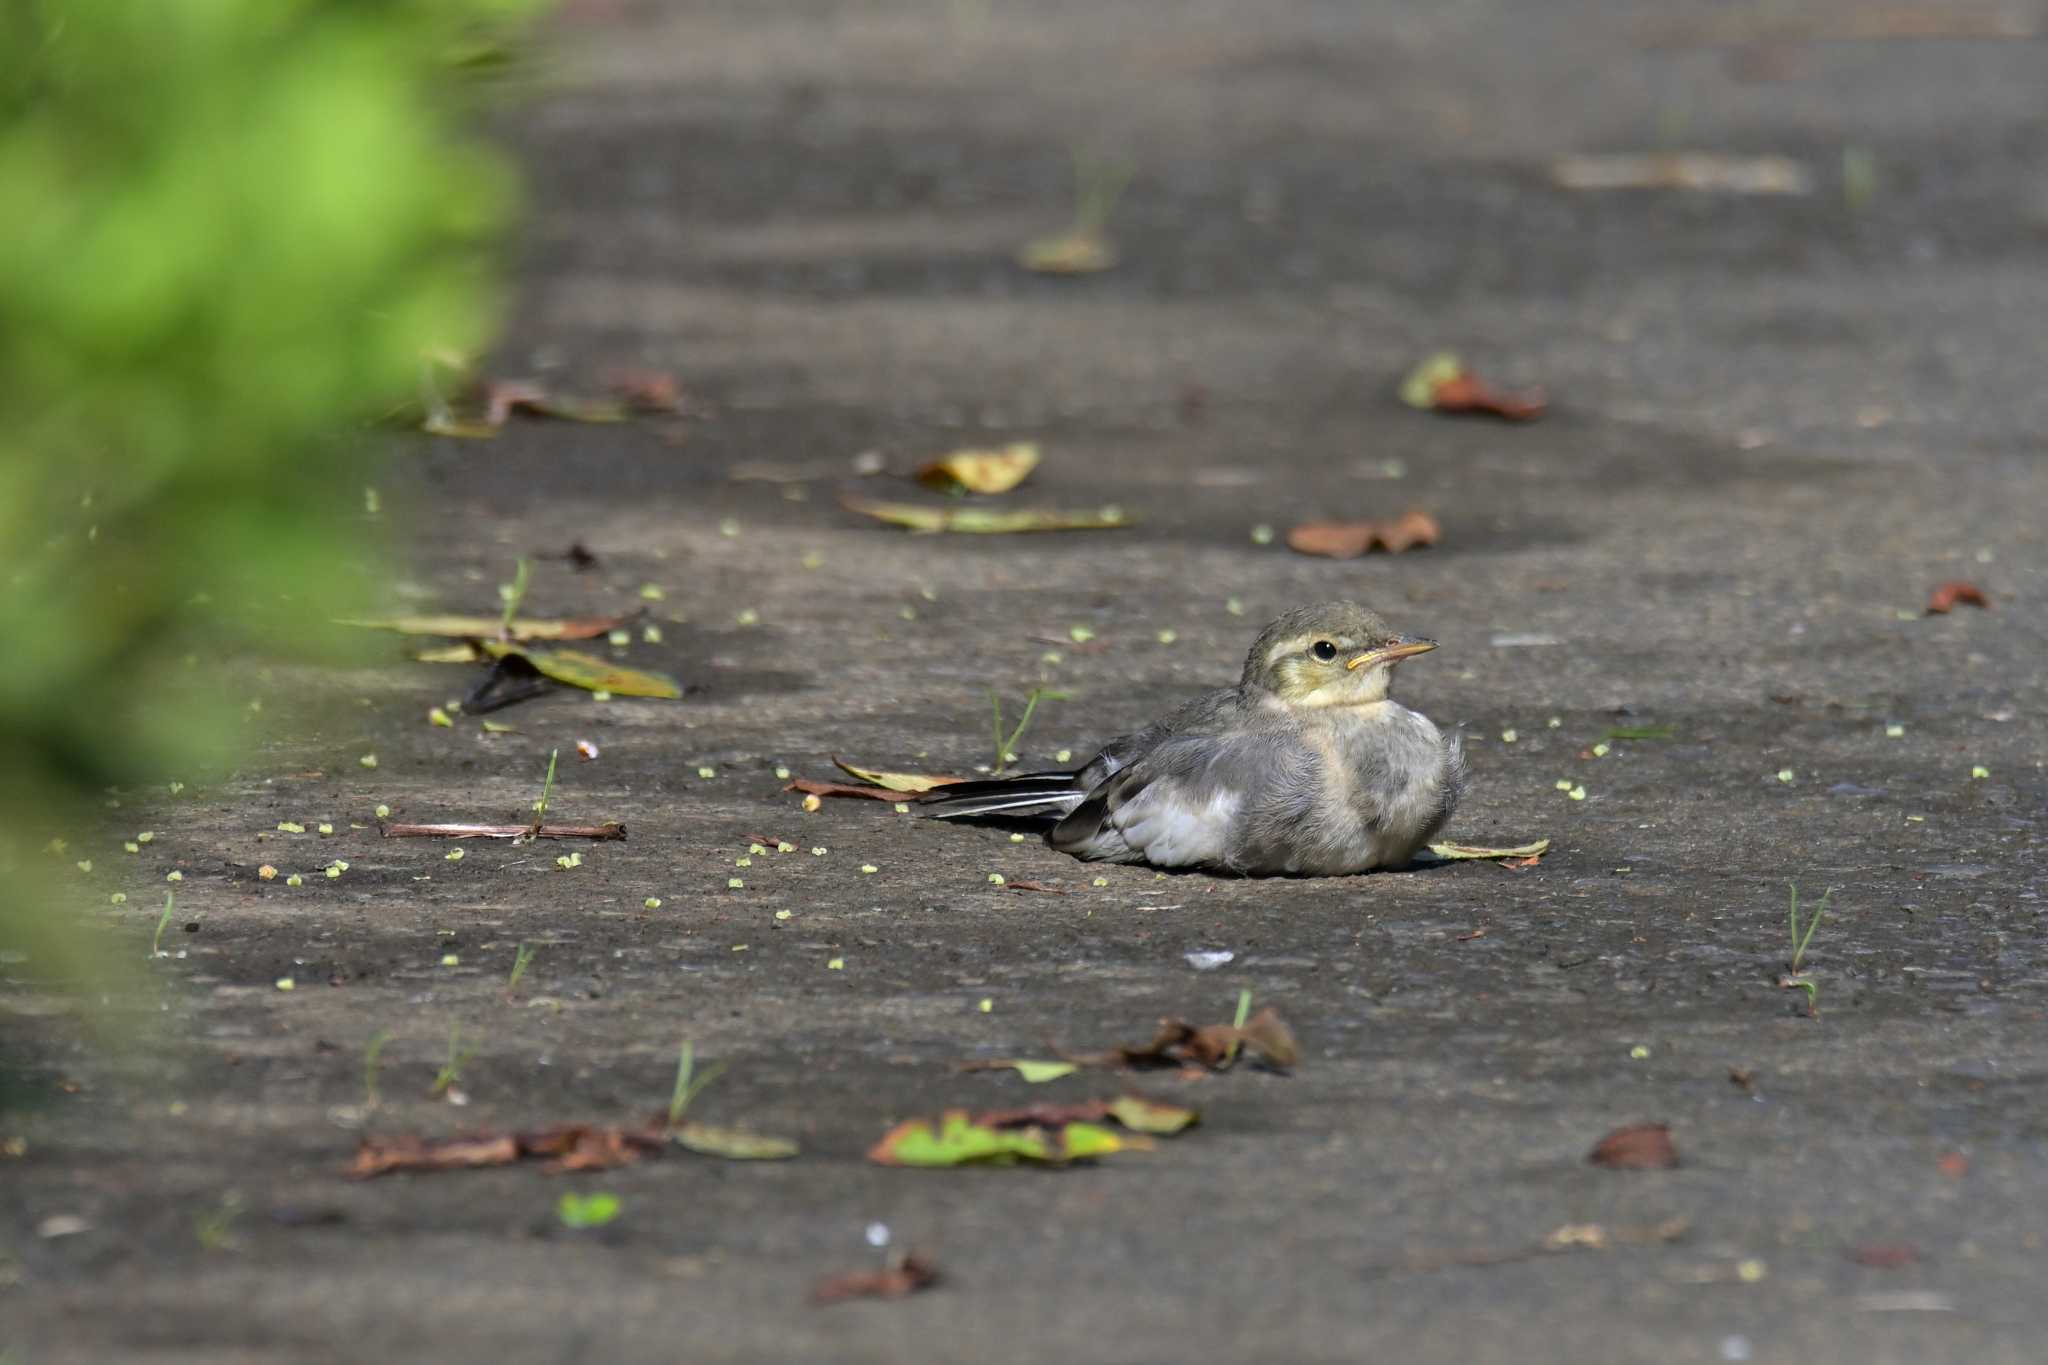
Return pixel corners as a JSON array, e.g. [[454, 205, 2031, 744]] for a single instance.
[[784, 778, 906, 803], [483, 378, 629, 426], [915, 442, 1041, 495], [1937, 1151, 1970, 1179], [1004, 880, 1068, 895], [1457, 928, 1488, 942], [1286, 510, 1441, 559], [1926, 581, 1989, 614], [973, 1096, 1199, 1136], [348, 1124, 664, 1179], [1399, 352, 1548, 420], [1059, 1007, 1299, 1073], [1588, 1123, 1680, 1170], [1551, 153, 1812, 195], [812, 1252, 941, 1305], [831, 759, 964, 793]]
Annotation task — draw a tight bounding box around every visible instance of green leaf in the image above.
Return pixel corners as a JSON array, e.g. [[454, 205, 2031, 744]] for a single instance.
[[555, 1192, 621, 1229], [477, 641, 681, 699], [672, 1122, 798, 1161], [866, 1110, 1147, 1166], [1007, 1060, 1080, 1084]]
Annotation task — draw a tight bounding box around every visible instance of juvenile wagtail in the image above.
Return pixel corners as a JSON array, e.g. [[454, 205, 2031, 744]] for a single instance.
[[922, 601, 1465, 875]]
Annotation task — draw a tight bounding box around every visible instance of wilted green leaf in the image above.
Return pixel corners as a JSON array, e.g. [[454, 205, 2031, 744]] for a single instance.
[[339, 613, 631, 641], [672, 1122, 799, 1161], [842, 494, 1133, 534]]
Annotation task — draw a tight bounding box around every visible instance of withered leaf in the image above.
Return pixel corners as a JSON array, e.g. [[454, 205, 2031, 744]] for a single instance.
[[1286, 510, 1441, 559], [1550, 152, 1812, 195], [915, 442, 1041, 495], [1588, 1123, 1680, 1170], [785, 778, 908, 803], [672, 1122, 799, 1161], [606, 369, 685, 413], [1926, 581, 1989, 614], [813, 1252, 941, 1305], [1849, 1243, 1919, 1269], [1003, 880, 1068, 895], [1018, 230, 1117, 275], [483, 379, 629, 426], [1058, 1007, 1299, 1073], [1399, 352, 1547, 421]]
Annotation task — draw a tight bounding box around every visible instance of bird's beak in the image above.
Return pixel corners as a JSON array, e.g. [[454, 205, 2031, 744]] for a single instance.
[[1346, 636, 1438, 670]]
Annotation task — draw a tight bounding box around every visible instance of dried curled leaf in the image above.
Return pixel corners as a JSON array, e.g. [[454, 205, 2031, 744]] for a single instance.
[[1588, 1123, 1680, 1170], [1059, 1007, 1300, 1073], [1427, 839, 1551, 861], [831, 759, 964, 793], [915, 442, 1041, 494], [785, 778, 910, 803], [1286, 510, 1441, 558], [1399, 352, 1547, 420], [349, 1124, 665, 1178], [1926, 581, 1989, 614], [842, 494, 1133, 534]]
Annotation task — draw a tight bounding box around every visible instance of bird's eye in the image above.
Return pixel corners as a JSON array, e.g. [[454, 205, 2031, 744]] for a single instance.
[[1311, 640, 1338, 662]]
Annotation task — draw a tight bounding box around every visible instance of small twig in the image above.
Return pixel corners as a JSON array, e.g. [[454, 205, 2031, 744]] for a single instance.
[[381, 821, 625, 841]]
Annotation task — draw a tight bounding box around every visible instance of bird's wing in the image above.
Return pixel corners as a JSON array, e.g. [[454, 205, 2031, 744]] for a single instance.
[[1049, 729, 1307, 869]]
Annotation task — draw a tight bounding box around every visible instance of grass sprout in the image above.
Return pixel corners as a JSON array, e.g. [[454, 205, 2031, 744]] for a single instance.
[[667, 1039, 727, 1129], [498, 557, 532, 636], [151, 890, 176, 958], [1779, 883, 1836, 1018], [507, 941, 537, 992], [431, 1024, 478, 1097], [520, 747, 561, 840], [194, 1191, 243, 1252], [988, 687, 1068, 774]]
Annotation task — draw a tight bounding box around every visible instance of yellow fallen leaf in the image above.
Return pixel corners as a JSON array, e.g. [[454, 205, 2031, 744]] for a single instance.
[[1018, 230, 1117, 274], [831, 757, 963, 793], [476, 641, 681, 699], [915, 442, 1040, 494]]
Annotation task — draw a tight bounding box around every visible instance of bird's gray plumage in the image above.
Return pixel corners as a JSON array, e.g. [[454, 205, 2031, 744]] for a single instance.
[[922, 601, 1466, 876]]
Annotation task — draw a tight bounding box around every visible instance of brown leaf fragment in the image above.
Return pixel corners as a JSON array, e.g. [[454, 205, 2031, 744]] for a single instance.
[[1551, 152, 1812, 195], [915, 442, 1040, 495], [1058, 1007, 1299, 1073], [1235, 1007, 1301, 1069], [1004, 880, 1068, 895], [784, 779, 907, 803], [1728, 1066, 1755, 1091], [1850, 1243, 1920, 1269], [1286, 510, 1441, 559], [1937, 1151, 1970, 1179], [1926, 581, 1989, 614], [1588, 1123, 1680, 1170], [1400, 351, 1547, 420], [605, 369, 685, 413], [813, 1252, 941, 1305], [1457, 928, 1489, 942]]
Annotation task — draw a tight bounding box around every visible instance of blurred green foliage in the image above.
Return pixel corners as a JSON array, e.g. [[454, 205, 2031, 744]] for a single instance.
[[0, 0, 539, 982]]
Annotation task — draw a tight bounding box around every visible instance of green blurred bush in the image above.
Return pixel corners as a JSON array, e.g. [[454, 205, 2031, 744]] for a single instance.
[[0, 0, 539, 980]]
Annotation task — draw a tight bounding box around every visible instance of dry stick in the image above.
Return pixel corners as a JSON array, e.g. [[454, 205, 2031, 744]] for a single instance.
[[381, 822, 625, 841]]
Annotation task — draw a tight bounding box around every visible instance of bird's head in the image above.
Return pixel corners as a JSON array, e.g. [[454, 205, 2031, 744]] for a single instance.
[[1240, 600, 1438, 707]]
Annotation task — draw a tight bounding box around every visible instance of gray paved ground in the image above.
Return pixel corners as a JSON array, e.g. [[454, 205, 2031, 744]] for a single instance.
[[7, 2, 2047, 1361]]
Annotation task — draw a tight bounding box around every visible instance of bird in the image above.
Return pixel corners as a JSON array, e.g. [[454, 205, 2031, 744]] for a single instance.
[[921, 601, 1465, 875]]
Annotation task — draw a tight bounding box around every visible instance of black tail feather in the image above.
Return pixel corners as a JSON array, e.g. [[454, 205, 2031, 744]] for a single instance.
[[920, 770, 1087, 821]]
